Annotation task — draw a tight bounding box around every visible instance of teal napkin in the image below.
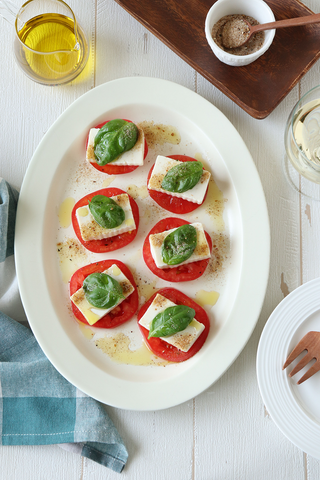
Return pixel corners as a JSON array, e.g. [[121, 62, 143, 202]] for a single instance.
[[0, 178, 128, 472], [0, 179, 18, 262]]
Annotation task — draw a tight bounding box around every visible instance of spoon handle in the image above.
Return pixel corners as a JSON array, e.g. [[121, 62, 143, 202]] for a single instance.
[[251, 13, 320, 33]]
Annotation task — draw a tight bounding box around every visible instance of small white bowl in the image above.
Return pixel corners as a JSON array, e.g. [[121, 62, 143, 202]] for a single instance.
[[205, 0, 275, 66]]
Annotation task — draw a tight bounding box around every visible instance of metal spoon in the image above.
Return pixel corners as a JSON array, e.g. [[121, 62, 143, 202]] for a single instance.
[[221, 13, 320, 49]]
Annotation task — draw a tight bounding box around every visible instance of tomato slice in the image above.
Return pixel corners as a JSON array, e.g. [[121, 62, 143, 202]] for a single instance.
[[86, 119, 148, 175], [70, 259, 139, 328], [72, 188, 139, 253], [137, 287, 210, 362], [147, 155, 208, 214], [143, 217, 212, 282]]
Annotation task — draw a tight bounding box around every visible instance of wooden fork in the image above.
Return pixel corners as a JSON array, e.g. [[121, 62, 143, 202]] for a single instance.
[[282, 331, 320, 384]]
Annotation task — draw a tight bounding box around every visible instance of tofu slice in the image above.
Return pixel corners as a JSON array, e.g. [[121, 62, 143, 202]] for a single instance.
[[149, 222, 211, 269], [76, 193, 136, 242], [86, 126, 145, 166], [139, 294, 204, 352], [70, 264, 134, 326], [148, 155, 211, 204]]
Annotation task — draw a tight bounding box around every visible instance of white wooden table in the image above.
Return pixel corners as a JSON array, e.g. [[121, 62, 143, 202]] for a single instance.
[[1, 0, 320, 478]]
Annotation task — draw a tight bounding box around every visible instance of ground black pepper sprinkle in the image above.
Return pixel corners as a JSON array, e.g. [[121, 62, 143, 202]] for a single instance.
[[212, 14, 265, 56]]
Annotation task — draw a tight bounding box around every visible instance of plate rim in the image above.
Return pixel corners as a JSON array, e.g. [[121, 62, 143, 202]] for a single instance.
[[256, 276, 320, 458], [15, 77, 270, 410]]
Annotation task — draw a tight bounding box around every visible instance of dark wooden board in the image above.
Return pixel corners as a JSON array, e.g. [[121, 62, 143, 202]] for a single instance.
[[114, 0, 320, 119]]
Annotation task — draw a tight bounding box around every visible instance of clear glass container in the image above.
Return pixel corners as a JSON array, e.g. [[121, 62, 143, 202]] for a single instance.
[[284, 85, 320, 200], [1, 0, 89, 85]]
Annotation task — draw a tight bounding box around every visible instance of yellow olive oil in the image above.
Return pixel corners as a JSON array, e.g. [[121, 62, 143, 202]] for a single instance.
[[58, 197, 75, 228], [95, 333, 169, 366], [16, 13, 87, 83]]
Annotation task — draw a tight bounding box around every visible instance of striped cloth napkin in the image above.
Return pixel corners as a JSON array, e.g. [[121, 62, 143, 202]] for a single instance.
[[0, 178, 128, 472]]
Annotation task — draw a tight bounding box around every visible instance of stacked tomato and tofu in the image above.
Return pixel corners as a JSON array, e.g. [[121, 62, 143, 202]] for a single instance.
[[70, 120, 213, 362]]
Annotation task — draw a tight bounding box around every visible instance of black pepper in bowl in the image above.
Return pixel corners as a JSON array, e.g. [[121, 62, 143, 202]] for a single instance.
[[212, 14, 265, 56]]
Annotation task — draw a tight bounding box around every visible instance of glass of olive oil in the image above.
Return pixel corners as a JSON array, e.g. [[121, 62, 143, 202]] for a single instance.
[[284, 85, 320, 200], [3, 0, 89, 85]]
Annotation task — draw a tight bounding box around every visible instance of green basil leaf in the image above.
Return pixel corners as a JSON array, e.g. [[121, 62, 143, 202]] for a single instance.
[[162, 224, 197, 265], [94, 119, 138, 166], [161, 161, 203, 193], [83, 272, 124, 309], [148, 305, 195, 338], [88, 195, 125, 229]]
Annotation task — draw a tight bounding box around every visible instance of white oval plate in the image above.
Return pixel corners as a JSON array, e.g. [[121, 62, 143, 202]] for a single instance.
[[257, 277, 320, 459], [15, 77, 270, 410]]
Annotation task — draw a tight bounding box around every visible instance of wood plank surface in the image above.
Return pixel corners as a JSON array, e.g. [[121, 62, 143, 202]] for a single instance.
[[114, 0, 320, 118], [1, 0, 320, 478]]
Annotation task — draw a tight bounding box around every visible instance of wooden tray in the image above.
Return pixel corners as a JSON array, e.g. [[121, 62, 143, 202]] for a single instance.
[[114, 0, 320, 119]]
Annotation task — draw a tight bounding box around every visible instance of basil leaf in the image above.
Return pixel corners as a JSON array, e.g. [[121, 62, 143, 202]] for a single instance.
[[148, 305, 195, 338], [83, 272, 124, 309], [89, 195, 125, 229], [162, 224, 197, 265], [94, 119, 138, 166], [161, 161, 203, 193]]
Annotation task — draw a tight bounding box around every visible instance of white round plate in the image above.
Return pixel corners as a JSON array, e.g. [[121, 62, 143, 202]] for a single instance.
[[15, 77, 270, 410], [257, 277, 320, 459]]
